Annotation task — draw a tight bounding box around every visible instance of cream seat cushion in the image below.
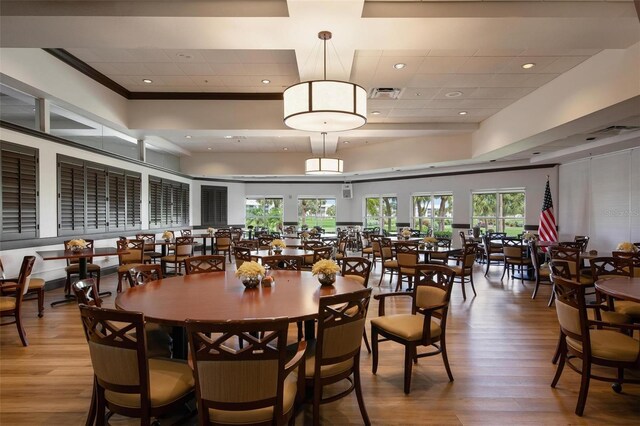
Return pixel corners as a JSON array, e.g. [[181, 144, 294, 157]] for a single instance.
[[344, 275, 366, 286], [0, 296, 16, 311], [160, 255, 189, 263], [383, 260, 398, 268], [566, 330, 640, 362], [362, 247, 373, 254], [587, 309, 631, 325], [208, 372, 297, 425], [488, 254, 504, 260], [303, 340, 353, 379], [66, 263, 101, 273], [28, 278, 45, 289], [105, 358, 193, 408], [449, 266, 466, 276], [614, 301, 640, 318], [371, 314, 441, 342], [335, 253, 344, 260], [118, 263, 143, 273]]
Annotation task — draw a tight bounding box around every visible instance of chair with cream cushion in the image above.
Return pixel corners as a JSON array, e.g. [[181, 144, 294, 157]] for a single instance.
[[184, 255, 226, 274], [334, 237, 348, 265], [116, 239, 145, 292], [128, 264, 163, 286], [303, 288, 372, 426], [233, 247, 257, 269], [186, 317, 306, 426], [0, 256, 45, 317], [371, 264, 455, 394], [214, 232, 233, 262], [501, 238, 532, 281], [550, 275, 640, 416], [394, 241, 419, 291], [529, 240, 552, 300], [78, 305, 194, 425], [590, 257, 637, 324], [550, 246, 593, 285], [0, 256, 35, 346], [376, 237, 397, 287], [449, 243, 477, 300], [64, 239, 101, 296], [341, 257, 373, 353], [262, 255, 303, 271], [161, 236, 193, 276], [482, 234, 504, 276]]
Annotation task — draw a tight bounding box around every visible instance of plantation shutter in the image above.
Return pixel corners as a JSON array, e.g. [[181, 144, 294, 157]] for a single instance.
[[126, 173, 141, 229], [58, 159, 86, 235], [0, 143, 38, 240], [162, 180, 172, 226], [149, 177, 162, 228], [201, 186, 227, 227], [108, 171, 126, 231], [181, 184, 190, 226], [86, 166, 107, 233]]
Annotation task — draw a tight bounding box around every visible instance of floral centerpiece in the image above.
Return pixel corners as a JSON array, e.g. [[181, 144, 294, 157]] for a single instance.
[[270, 239, 286, 254], [401, 227, 412, 239], [310, 228, 319, 235], [311, 259, 341, 286], [616, 241, 638, 253], [207, 227, 216, 236], [300, 231, 310, 241], [68, 239, 87, 252], [161, 230, 173, 241], [522, 232, 537, 242], [235, 261, 265, 288]]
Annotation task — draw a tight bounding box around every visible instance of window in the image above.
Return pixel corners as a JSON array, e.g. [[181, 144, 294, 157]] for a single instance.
[[57, 155, 141, 236], [148, 176, 189, 229], [411, 193, 453, 237], [245, 198, 283, 231], [0, 84, 38, 131], [364, 196, 397, 234], [1, 142, 38, 240], [201, 186, 228, 227], [472, 190, 525, 236], [298, 198, 336, 232]]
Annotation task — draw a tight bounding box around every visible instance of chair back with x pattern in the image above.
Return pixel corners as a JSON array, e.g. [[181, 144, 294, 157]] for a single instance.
[[590, 257, 633, 281], [549, 246, 581, 279], [612, 251, 640, 277], [412, 264, 455, 343], [262, 255, 303, 271], [184, 255, 226, 275], [117, 239, 145, 266], [234, 247, 254, 268], [258, 236, 274, 250], [312, 246, 333, 263], [341, 257, 372, 288], [128, 264, 163, 286], [552, 276, 591, 351], [185, 317, 293, 425], [72, 279, 102, 307]]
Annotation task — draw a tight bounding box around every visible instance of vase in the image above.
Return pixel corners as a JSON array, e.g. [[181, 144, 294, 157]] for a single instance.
[[241, 276, 261, 289], [273, 247, 283, 254], [70, 246, 84, 252], [317, 272, 336, 286]]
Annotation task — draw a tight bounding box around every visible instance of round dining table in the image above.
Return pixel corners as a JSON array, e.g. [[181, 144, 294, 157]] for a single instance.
[[595, 276, 640, 304], [115, 269, 364, 357]]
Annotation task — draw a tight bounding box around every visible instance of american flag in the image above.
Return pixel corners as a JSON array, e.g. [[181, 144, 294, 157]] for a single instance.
[[538, 179, 558, 244]]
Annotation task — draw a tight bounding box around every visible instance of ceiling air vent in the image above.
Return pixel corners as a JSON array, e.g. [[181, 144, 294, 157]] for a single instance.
[[588, 125, 640, 135], [369, 88, 402, 100]]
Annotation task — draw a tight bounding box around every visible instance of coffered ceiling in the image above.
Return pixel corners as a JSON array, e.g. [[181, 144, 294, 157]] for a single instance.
[[0, 0, 638, 177]]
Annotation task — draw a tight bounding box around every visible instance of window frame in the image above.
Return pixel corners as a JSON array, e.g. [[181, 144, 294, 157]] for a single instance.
[[297, 196, 337, 232], [410, 192, 453, 236], [363, 194, 398, 234], [471, 189, 526, 236], [148, 175, 190, 229], [245, 197, 284, 232]]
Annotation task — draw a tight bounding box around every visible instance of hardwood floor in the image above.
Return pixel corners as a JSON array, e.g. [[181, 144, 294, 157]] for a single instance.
[[1, 261, 639, 425]]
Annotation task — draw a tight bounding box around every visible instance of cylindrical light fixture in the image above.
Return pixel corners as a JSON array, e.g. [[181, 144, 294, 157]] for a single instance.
[[305, 133, 344, 175]]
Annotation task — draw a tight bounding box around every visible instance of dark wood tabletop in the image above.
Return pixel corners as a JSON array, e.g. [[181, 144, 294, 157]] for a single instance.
[[253, 248, 311, 258], [36, 247, 121, 260], [115, 270, 364, 326], [595, 277, 640, 304]]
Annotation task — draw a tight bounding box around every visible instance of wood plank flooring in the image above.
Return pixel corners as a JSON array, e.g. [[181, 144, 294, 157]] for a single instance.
[[1, 261, 639, 425]]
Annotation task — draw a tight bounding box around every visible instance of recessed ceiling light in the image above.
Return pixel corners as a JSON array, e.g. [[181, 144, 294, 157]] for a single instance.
[[522, 63, 536, 69], [458, 111, 468, 115], [393, 63, 406, 70], [490, 159, 496, 162], [532, 152, 541, 155], [185, 135, 192, 139], [261, 79, 271, 84], [142, 79, 153, 84], [207, 147, 212, 150], [371, 111, 381, 115], [224, 136, 233, 139], [415, 93, 421, 97], [283, 147, 288, 151], [445, 91, 463, 98], [586, 137, 596, 141], [343, 141, 350, 144]]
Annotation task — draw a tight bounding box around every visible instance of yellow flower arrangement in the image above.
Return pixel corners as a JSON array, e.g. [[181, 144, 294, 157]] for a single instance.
[[235, 261, 266, 279], [207, 227, 216, 235], [422, 236, 437, 244], [311, 259, 340, 276], [68, 239, 87, 249], [161, 231, 173, 240], [522, 232, 537, 242], [401, 228, 412, 237], [301, 231, 310, 239], [616, 242, 638, 253], [270, 239, 286, 249], [310, 228, 318, 234]]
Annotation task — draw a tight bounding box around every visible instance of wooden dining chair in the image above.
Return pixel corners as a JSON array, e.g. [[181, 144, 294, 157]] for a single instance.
[[64, 239, 101, 296], [116, 239, 146, 292], [0, 256, 45, 318], [184, 255, 226, 274], [590, 257, 637, 324], [303, 288, 372, 426], [482, 234, 504, 276], [214, 232, 233, 262], [371, 264, 455, 394], [550, 275, 640, 416], [612, 250, 640, 278], [501, 241, 532, 281], [549, 246, 592, 285], [312, 246, 333, 263], [394, 241, 419, 291], [262, 255, 303, 271], [529, 240, 552, 300], [258, 236, 274, 250], [0, 256, 36, 346], [78, 305, 194, 425], [334, 237, 348, 265], [429, 238, 451, 265], [161, 236, 193, 276], [128, 264, 163, 286], [136, 233, 163, 264], [186, 317, 306, 426], [341, 257, 373, 353], [450, 243, 477, 300]]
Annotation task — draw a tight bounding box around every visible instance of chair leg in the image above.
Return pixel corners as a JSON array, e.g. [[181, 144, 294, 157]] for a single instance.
[[501, 262, 508, 280], [353, 357, 371, 426], [532, 277, 541, 299], [377, 268, 385, 286], [403, 343, 414, 394], [96, 386, 106, 426], [551, 336, 566, 387], [362, 330, 371, 354], [548, 284, 556, 307], [469, 273, 477, 297], [95, 269, 101, 292], [371, 327, 379, 374], [86, 377, 97, 426], [575, 358, 591, 416], [441, 336, 454, 382], [312, 380, 322, 426], [16, 310, 28, 346], [36, 288, 45, 317], [460, 276, 467, 300], [117, 272, 124, 293], [484, 259, 490, 276], [65, 272, 72, 296]]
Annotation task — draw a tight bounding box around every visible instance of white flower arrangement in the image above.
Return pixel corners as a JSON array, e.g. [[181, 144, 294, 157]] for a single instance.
[[270, 239, 286, 249], [68, 239, 87, 249], [522, 232, 537, 242], [616, 241, 638, 253], [311, 259, 341, 276], [207, 227, 216, 235], [235, 261, 266, 279], [161, 231, 173, 240]]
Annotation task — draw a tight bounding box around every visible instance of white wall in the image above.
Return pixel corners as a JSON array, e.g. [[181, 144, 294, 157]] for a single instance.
[[558, 148, 640, 252], [0, 127, 192, 279]]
